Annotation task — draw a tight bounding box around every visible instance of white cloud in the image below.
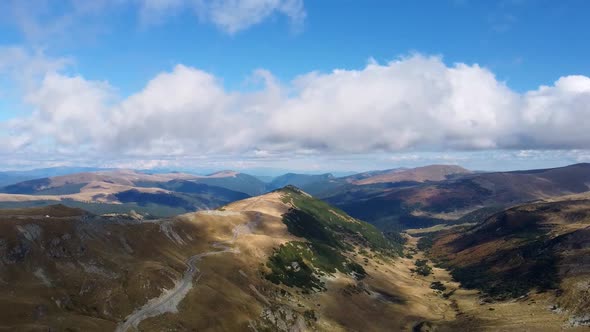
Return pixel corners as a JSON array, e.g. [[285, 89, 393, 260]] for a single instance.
[[192, 0, 305, 33], [19, 72, 115, 146], [3, 52, 590, 166], [0, 0, 306, 39], [520, 75, 590, 149], [0, 46, 71, 91], [0, 0, 121, 42], [104, 64, 249, 154], [138, 0, 306, 33], [265, 56, 519, 152]]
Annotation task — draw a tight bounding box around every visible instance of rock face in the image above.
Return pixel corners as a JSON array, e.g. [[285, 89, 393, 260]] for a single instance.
[[16, 224, 43, 242]]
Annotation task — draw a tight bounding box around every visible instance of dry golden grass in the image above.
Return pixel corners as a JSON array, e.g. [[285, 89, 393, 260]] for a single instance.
[[1, 192, 588, 331]]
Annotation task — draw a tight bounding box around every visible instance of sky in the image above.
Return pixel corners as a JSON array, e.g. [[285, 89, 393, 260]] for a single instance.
[[0, 0, 590, 173]]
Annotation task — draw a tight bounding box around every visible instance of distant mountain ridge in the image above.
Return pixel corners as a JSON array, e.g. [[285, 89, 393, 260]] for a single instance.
[[266, 173, 335, 191], [352, 165, 470, 185], [2, 164, 590, 229], [341, 167, 407, 183], [189, 172, 267, 196], [321, 163, 590, 230], [0, 167, 111, 187], [263, 165, 471, 197], [0, 170, 253, 216]]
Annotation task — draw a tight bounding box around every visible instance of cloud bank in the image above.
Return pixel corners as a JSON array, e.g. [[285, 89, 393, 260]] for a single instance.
[[3, 51, 590, 162]]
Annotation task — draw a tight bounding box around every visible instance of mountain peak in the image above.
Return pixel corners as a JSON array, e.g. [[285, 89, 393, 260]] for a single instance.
[[277, 184, 306, 194]]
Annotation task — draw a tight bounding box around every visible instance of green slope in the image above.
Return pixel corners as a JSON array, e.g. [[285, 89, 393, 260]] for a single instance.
[[265, 186, 402, 291]]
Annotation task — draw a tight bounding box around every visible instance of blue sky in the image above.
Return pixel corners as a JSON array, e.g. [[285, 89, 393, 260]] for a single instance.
[[1, 0, 590, 172]]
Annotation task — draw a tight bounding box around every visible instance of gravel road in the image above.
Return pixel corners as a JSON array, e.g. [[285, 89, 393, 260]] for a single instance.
[[115, 213, 260, 332]]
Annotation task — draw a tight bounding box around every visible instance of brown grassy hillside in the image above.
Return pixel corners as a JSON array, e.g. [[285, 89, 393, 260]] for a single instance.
[[426, 196, 590, 326], [2, 188, 587, 331], [0, 189, 458, 331]]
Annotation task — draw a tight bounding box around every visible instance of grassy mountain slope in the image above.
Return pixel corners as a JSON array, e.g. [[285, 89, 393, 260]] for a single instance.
[[424, 196, 590, 324], [0, 187, 477, 331], [264, 187, 402, 291]]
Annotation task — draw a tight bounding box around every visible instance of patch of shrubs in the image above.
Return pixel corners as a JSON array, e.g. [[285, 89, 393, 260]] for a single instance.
[[430, 281, 446, 292], [265, 241, 367, 291], [280, 187, 398, 254], [265, 242, 325, 291], [411, 259, 433, 276], [416, 233, 438, 252]]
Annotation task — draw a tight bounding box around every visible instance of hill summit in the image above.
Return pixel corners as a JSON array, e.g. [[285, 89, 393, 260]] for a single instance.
[[0, 187, 434, 331]]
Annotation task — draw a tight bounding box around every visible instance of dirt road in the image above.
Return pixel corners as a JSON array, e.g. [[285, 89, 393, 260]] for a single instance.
[[115, 213, 260, 332]]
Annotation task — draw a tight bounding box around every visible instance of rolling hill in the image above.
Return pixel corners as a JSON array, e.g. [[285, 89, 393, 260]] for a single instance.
[[352, 164, 470, 185], [1, 169, 197, 195], [0, 187, 586, 331], [0, 188, 420, 331], [322, 163, 590, 230], [4, 163, 590, 229], [265, 165, 469, 197], [0, 167, 110, 188], [0, 170, 252, 217], [189, 171, 268, 196], [422, 194, 590, 327]]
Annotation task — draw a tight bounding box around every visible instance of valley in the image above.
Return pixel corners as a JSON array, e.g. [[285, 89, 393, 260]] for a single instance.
[[400, 233, 587, 331], [0, 165, 589, 331], [3, 3, 589, 331]]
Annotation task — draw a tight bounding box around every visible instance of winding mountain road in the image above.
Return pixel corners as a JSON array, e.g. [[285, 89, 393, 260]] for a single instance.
[[115, 212, 260, 332]]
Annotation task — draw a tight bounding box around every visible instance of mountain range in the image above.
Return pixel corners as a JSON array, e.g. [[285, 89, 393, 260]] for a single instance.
[[2, 164, 590, 228], [1, 164, 590, 330]]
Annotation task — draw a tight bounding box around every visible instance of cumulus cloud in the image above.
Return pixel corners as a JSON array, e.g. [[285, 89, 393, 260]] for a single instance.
[[19, 73, 115, 147], [3, 53, 590, 162], [104, 64, 252, 154], [520, 76, 590, 149], [265, 56, 519, 152]]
